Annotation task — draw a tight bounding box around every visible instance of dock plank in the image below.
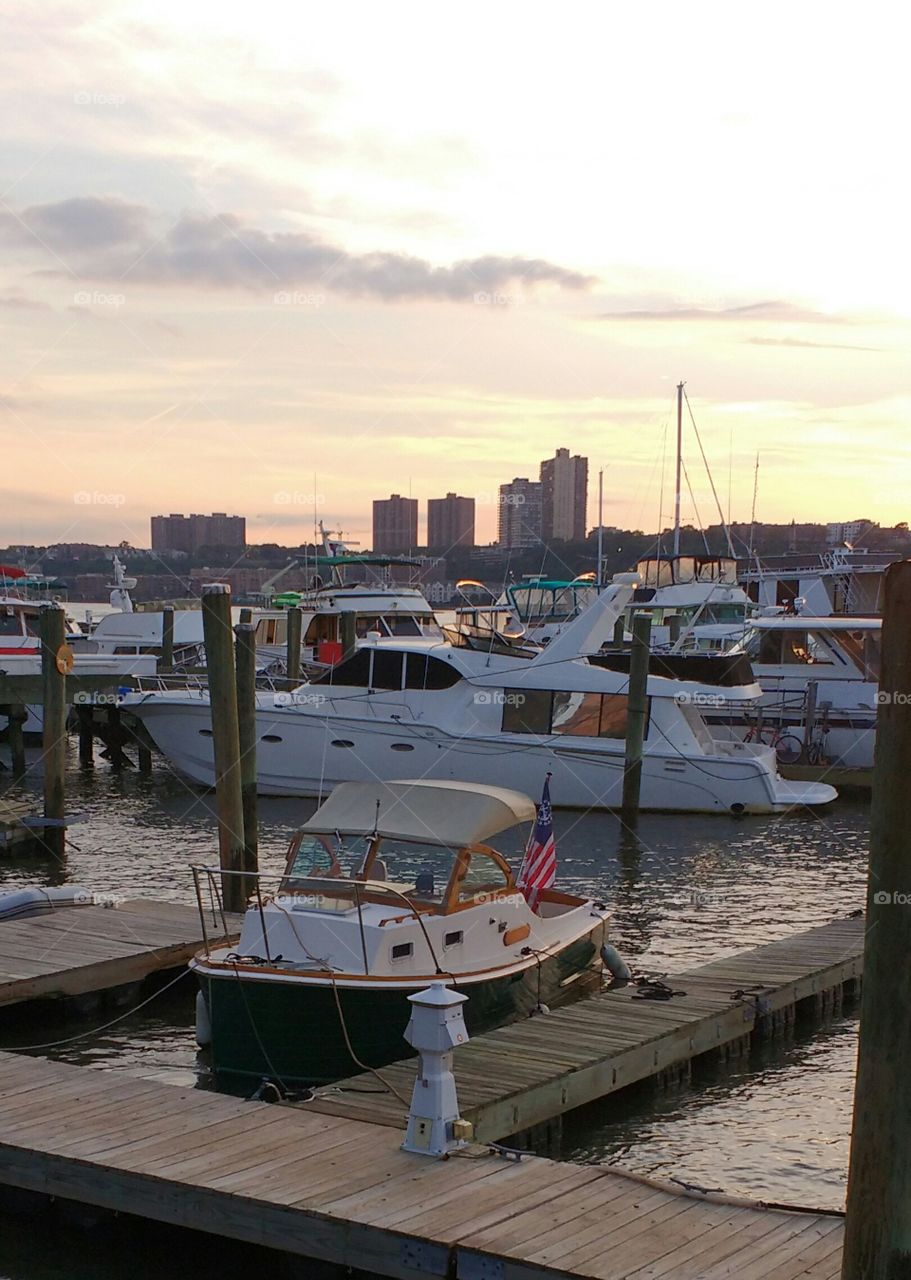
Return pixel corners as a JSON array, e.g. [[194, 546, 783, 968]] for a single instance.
[[0, 899, 240, 1006]]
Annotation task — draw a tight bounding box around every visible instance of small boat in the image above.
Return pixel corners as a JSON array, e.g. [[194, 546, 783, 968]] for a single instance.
[[191, 779, 610, 1087]]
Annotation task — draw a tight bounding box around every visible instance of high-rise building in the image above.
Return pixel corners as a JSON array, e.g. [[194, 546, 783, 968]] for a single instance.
[[427, 493, 475, 551], [150, 512, 246, 554], [497, 479, 543, 549], [540, 448, 588, 542], [372, 494, 418, 553]]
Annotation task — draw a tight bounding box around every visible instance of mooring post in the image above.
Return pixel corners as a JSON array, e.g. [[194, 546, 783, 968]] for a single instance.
[[201, 585, 246, 915], [39, 604, 67, 862], [803, 679, 818, 761], [621, 612, 652, 816], [239, 607, 252, 625], [8, 705, 27, 782], [842, 561, 911, 1279], [667, 614, 681, 644], [285, 605, 302, 685], [234, 621, 259, 883], [160, 605, 174, 674], [340, 612, 357, 661], [137, 740, 153, 772], [76, 705, 94, 767], [612, 615, 626, 647]]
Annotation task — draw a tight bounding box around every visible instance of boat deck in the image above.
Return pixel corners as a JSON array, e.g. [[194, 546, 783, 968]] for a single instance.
[[0, 899, 239, 1008], [0, 1049, 844, 1279], [306, 916, 865, 1143]]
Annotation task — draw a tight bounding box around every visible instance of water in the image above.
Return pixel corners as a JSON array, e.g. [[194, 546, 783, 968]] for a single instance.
[[0, 747, 868, 1269]]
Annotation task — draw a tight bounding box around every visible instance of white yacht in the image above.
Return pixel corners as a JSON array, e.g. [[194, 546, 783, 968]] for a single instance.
[[125, 579, 836, 814], [707, 615, 880, 768], [0, 592, 156, 734]]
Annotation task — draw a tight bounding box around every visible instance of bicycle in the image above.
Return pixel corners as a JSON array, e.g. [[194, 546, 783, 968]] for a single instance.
[[743, 721, 804, 765]]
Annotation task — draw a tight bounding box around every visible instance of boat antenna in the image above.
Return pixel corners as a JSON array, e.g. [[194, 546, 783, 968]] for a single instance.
[[683, 388, 736, 560], [672, 380, 684, 558]]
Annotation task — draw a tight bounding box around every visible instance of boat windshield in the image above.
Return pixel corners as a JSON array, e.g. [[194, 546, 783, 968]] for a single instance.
[[280, 833, 461, 909]]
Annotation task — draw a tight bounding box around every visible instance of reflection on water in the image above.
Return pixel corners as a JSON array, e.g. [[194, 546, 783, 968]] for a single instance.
[[0, 745, 869, 1216]]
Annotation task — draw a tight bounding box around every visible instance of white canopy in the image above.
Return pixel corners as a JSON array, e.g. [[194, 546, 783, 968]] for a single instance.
[[302, 779, 537, 846]]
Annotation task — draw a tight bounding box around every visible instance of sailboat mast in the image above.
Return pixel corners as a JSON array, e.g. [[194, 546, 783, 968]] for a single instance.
[[597, 467, 604, 587], [672, 380, 684, 557]]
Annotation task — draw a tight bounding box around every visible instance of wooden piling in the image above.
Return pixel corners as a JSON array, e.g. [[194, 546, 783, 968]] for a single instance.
[[76, 705, 94, 767], [621, 612, 651, 816], [239, 608, 252, 625], [286, 606, 302, 684], [842, 562, 911, 1279], [201, 585, 246, 915], [803, 679, 818, 760], [137, 741, 153, 772], [340, 612, 356, 661], [39, 604, 67, 862], [234, 621, 259, 880], [667, 613, 681, 644], [612, 616, 625, 646], [160, 606, 174, 673], [7, 706, 27, 783]]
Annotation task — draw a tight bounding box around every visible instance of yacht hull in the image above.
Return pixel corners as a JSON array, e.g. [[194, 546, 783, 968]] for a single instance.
[[129, 699, 836, 813], [195, 922, 604, 1087]]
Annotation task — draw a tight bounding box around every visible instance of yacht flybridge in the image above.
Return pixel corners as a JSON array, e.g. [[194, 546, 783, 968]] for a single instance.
[[192, 779, 610, 1086], [125, 577, 836, 813]]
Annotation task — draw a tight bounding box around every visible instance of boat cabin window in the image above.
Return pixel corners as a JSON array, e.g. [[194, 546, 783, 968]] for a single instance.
[[831, 629, 881, 680], [456, 851, 511, 903], [312, 649, 373, 686], [369, 651, 405, 690], [385, 615, 423, 637], [501, 689, 642, 740], [0, 613, 22, 635], [355, 615, 385, 638], [391, 942, 413, 960], [758, 630, 835, 665], [405, 653, 462, 690]]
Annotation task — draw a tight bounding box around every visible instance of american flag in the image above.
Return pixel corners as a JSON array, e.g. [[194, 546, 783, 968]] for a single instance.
[[518, 773, 556, 911]]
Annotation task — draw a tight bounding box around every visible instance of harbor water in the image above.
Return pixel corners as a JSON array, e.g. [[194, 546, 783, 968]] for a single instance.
[[0, 743, 866, 1277]]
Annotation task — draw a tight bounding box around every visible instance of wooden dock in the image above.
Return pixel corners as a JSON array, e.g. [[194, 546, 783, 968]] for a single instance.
[[307, 916, 865, 1144], [0, 1049, 845, 1279], [0, 899, 239, 1009]]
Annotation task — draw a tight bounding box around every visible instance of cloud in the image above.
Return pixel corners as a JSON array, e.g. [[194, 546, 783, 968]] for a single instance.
[[747, 336, 882, 353], [0, 292, 51, 311], [1, 196, 148, 252], [598, 300, 843, 323], [0, 197, 592, 301]]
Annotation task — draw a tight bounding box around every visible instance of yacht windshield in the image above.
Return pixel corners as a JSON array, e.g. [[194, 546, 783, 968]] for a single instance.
[[279, 833, 460, 909]]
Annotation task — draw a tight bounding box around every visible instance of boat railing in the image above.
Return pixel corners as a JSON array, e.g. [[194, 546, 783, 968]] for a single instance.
[[130, 672, 297, 698]]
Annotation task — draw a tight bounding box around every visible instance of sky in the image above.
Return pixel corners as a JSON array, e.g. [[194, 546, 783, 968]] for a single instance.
[[1, 1, 908, 550]]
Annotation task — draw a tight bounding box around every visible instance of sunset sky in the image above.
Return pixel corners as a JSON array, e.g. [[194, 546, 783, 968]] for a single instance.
[[2, 1, 907, 550]]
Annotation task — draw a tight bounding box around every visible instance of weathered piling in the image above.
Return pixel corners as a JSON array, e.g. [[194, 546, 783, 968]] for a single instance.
[[621, 612, 651, 816], [7, 706, 27, 782], [842, 561, 911, 1279], [612, 616, 625, 646], [340, 612, 357, 661], [76, 705, 94, 767], [201, 585, 246, 914], [286, 606, 302, 684], [804, 679, 819, 760], [234, 621, 259, 879], [160, 606, 174, 673], [39, 604, 67, 861]]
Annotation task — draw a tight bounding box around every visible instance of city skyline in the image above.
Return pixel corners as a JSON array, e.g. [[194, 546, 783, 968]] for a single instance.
[[2, 4, 908, 552]]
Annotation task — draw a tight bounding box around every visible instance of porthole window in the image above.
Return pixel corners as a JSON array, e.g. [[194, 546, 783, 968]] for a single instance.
[[331, 739, 355, 748], [261, 734, 282, 743], [198, 728, 213, 737], [390, 743, 414, 752], [391, 942, 413, 960], [444, 930, 463, 948]]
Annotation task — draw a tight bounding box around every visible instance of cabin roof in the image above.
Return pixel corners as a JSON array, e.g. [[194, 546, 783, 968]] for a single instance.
[[302, 779, 537, 845]]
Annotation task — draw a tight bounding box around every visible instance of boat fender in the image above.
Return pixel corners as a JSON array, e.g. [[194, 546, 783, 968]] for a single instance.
[[530, 1003, 550, 1017], [195, 990, 212, 1047], [600, 943, 632, 986]]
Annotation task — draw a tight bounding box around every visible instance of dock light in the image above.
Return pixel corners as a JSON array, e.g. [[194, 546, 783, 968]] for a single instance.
[[401, 983, 471, 1157]]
